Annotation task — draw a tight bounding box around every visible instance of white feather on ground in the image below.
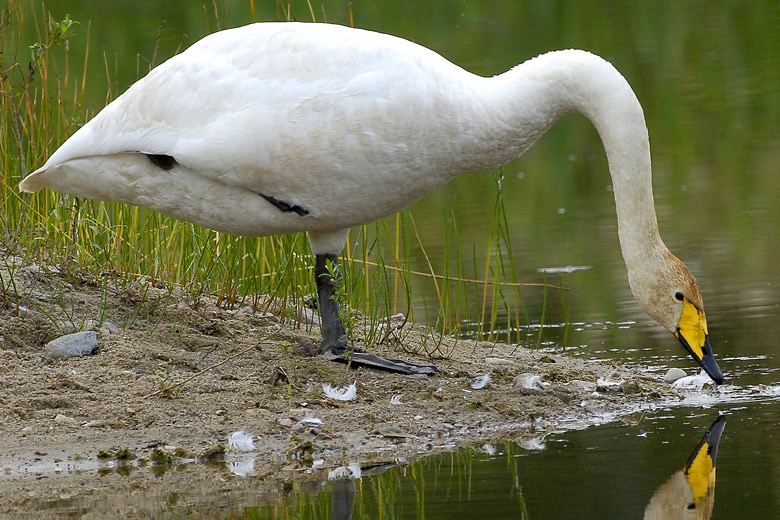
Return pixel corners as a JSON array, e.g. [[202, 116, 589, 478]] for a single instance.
[[390, 393, 404, 405], [471, 373, 491, 389], [228, 431, 256, 452], [323, 382, 357, 401], [515, 373, 545, 390]]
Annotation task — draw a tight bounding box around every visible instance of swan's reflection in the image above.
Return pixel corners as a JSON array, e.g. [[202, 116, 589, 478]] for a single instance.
[[329, 463, 362, 520], [330, 478, 356, 520], [644, 416, 726, 520]]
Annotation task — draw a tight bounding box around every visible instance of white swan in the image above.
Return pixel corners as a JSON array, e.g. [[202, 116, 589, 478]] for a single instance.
[[19, 22, 723, 382]]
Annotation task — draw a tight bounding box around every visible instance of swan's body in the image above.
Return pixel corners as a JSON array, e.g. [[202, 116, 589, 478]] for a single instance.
[[20, 22, 723, 382]]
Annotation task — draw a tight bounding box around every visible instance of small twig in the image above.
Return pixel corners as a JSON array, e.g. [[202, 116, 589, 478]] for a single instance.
[[195, 343, 221, 365], [346, 256, 568, 290], [273, 365, 303, 391], [408, 214, 441, 303], [144, 325, 284, 398]]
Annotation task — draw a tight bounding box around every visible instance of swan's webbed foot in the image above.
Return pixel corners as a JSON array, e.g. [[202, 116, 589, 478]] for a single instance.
[[314, 252, 438, 376], [317, 339, 439, 375]]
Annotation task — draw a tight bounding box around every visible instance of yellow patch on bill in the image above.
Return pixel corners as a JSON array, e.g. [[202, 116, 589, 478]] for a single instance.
[[676, 299, 708, 359], [685, 441, 716, 505]]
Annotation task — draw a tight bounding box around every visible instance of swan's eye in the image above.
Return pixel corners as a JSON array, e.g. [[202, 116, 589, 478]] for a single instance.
[[674, 292, 684, 302]]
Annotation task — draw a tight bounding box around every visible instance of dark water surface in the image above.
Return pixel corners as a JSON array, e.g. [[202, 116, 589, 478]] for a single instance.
[[36, 393, 780, 519], [9, 1, 780, 517]]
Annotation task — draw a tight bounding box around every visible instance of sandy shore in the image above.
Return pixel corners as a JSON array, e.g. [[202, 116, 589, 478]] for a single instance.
[[0, 258, 682, 516]]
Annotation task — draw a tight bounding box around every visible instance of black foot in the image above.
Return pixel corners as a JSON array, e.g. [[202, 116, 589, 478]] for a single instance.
[[313, 252, 438, 376], [318, 341, 439, 376]]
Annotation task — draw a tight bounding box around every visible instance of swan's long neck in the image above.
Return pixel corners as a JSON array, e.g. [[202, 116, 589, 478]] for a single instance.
[[474, 50, 667, 279]]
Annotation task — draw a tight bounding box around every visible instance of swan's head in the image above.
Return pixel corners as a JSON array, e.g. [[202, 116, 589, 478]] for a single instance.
[[630, 252, 724, 385]]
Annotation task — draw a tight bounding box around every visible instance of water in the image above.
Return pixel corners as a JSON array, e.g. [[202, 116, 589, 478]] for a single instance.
[[8, 1, 780, 517], [31, 399, 780, 518]]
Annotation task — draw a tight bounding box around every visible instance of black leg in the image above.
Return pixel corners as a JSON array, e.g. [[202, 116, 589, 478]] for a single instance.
[[315, 253, 347, 356], [313, 253, 438, 375]]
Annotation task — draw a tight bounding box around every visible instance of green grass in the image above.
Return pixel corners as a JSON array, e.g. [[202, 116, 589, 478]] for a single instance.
[[1, 1, 554, 355]]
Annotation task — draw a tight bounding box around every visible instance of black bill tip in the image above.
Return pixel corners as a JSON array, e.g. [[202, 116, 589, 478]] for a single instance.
[[698, 336, 724, 385], [677, 333, 724, 385]]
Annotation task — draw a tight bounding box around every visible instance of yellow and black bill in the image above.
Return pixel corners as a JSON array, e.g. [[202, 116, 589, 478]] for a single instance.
[[675, 332, 724, 385], [675, 300, 724, 385]]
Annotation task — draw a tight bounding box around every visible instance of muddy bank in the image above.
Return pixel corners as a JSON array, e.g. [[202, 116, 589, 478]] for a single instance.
[[0, 258, 684, 516]]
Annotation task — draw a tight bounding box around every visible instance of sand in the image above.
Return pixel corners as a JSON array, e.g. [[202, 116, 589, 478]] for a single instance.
[[0, 257, 682, 516]]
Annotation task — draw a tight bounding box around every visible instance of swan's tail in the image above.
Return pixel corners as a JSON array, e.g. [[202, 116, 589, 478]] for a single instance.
[[18, 167, 48, 192]]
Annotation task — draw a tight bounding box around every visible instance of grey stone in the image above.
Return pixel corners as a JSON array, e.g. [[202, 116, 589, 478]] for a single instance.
[[54, 414, 78, 426], [664, 367, 687, 384], [85, 319, 120, 334], [484, 357, 514, 365], [297, 307, 321, 326], [100, 320, 121, 334], [293, 338, 317, 357], [59, 323, 77, 335], [567, 379, 598, 393], [45, 331, 99, 359], [30, 290, 52, 301]]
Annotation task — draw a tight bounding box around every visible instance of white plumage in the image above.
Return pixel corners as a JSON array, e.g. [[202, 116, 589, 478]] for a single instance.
[[228, 430, 256, 452], [470, 373, 492, 390], [323, 381, 357, 401], [21, 22, 495, 250], [19, 22, 723, 382]]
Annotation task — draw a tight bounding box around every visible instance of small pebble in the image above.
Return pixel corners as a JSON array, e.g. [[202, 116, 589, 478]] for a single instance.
[[293, 338, 317, 357], [84, 319, 120, 334], [484, 357, 514, 365], [45, 331, 98, 359], [567, 380, 597, 393], [621, 379, 642, 394], [30, 290, 52, 301], [15, 305, 33, 316], [59, 323, 77, 335], [101, 321, 121, 334], [374, 426, 415, 439], [54, 414, 78, 426], [664, 367, 688, 384]]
